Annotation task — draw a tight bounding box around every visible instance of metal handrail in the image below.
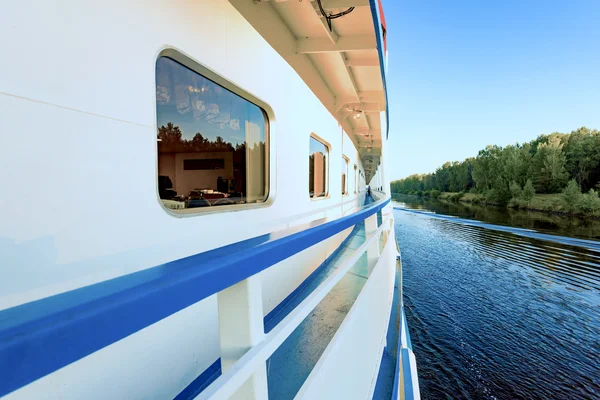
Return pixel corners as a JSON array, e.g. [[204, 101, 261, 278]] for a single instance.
[[392, 255, 420, 400], [0, 196, 391, 397], [197, 215, 393, 399]]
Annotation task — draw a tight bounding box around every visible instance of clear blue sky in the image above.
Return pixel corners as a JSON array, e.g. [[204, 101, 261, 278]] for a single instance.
[[383, 0, 600, 180]]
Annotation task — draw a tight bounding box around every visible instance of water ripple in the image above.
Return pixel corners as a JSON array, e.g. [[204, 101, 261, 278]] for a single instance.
[[396, 208, 600, 399]]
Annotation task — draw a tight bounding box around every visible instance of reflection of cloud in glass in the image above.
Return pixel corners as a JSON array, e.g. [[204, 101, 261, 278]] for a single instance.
[[229, 119, 240, 131], [192, 99, 206, 119], [156, 57, 266, 144], [192, 100, 205, 110], [175, 84, 190, 114], [156, 86, 170, 104], [218, 111, 231, 123], [205, 103, 219, 121]]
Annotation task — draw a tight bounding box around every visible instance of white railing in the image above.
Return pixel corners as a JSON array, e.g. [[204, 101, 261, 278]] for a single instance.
[[198, 207, 394, 400], [393, 255, 421, 400], [0, 196, 394, 399]]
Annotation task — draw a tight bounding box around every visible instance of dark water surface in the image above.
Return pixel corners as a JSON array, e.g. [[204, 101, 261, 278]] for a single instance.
[[394, 196, 600, 399], [394, 194, 600, 241]]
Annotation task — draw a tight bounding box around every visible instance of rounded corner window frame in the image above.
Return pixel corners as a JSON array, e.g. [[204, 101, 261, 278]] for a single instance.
[[154, 48, 276, 217]]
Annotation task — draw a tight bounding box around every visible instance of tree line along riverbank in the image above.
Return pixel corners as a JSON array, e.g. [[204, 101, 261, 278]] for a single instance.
[[404, 188, 600, 218], [391, 127, 600, 218]]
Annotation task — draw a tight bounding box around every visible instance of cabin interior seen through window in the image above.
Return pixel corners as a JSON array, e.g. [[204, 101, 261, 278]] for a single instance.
[[309, 136, 328, 198], [156, 56, 268, 213]]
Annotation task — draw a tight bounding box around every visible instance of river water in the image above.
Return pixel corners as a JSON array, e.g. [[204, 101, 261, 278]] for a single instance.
[[393, 195, 600, 399]]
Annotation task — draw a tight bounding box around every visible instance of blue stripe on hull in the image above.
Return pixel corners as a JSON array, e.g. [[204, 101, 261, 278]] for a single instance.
[[0, 197, 389, 397], [177, 196, 374, 399]]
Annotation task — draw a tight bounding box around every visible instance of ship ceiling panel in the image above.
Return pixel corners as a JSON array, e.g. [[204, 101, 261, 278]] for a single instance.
[[323, 6, 374, 37], [344, 49, 376, 60], [351, 67, 383, 92], [271, 1, 327, 38], [229, 0, 387, 182], [344, 49, 379, 68], [310, 53, 357, 100]]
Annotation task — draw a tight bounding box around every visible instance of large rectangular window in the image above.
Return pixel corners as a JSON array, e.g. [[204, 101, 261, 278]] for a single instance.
[[342, 156, 349, 195], [156, 55, 268, 212], [309, 136, 329, 198]]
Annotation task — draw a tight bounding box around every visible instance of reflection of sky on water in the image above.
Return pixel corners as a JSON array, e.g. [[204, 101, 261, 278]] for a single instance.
[[396, 209, 600, 399]]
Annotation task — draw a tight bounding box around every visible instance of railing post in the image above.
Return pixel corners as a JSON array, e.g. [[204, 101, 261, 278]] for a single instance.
[[364, 213, 380, 273], [217, 275, 268, 400]]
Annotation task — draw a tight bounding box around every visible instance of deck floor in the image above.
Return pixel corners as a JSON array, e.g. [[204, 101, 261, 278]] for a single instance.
[[177, 195, 402, 400], [265, 194, 403, 399], [373, 276, 401, 399], [266, 223, 371, 399], [265, 196, 381, 399]]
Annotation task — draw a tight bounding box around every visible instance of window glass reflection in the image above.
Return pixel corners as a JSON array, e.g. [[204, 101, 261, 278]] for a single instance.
[[309, 137, 328, 198], [156, 56, 268, 212]]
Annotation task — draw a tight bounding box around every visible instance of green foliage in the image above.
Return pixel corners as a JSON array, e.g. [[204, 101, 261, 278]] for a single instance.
[[508, 197, 525, 209], [564, 127, 600, 191], [426, 189, 441, 199], [509, 181, 522, 199], [469, 194, 486, 204], [579, 189, 600, 214], [562, 180, 582, 213], [522, 179, 535, 201], [391, 127, 600, 210], [485, 177, 511, 206], [448, 192, 464, 202], [471, 145, 501, 191], [390, 160, 473, 196], [532, 134, 569, 193]]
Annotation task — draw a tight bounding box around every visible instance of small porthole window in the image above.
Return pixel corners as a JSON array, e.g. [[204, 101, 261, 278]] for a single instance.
[[309, 136, 329, 199], [342, 156, 349, 195], [156, 55, 268, 213]]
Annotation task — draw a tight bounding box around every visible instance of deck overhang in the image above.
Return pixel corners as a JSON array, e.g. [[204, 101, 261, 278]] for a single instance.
[[229, 0, 388, 182]]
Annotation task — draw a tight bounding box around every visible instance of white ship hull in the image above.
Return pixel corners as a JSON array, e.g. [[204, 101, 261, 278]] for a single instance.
[[0, 1, 418, 398]]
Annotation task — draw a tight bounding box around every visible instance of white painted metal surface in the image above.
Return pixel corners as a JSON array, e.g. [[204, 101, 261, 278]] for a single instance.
[[0, 0, 393, 398], [195, 216, 394, 400], [295, 227, 397, 400], [0, 0, 368, 311], [229, 0, 386, 181], [218, 276, 268, 400]]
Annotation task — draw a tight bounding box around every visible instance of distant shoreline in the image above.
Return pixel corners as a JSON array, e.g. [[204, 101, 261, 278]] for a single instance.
[[393, 192, 600, 220]]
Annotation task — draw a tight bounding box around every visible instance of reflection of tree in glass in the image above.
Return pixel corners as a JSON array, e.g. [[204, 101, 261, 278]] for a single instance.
[[158, 122, 235, 153]]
